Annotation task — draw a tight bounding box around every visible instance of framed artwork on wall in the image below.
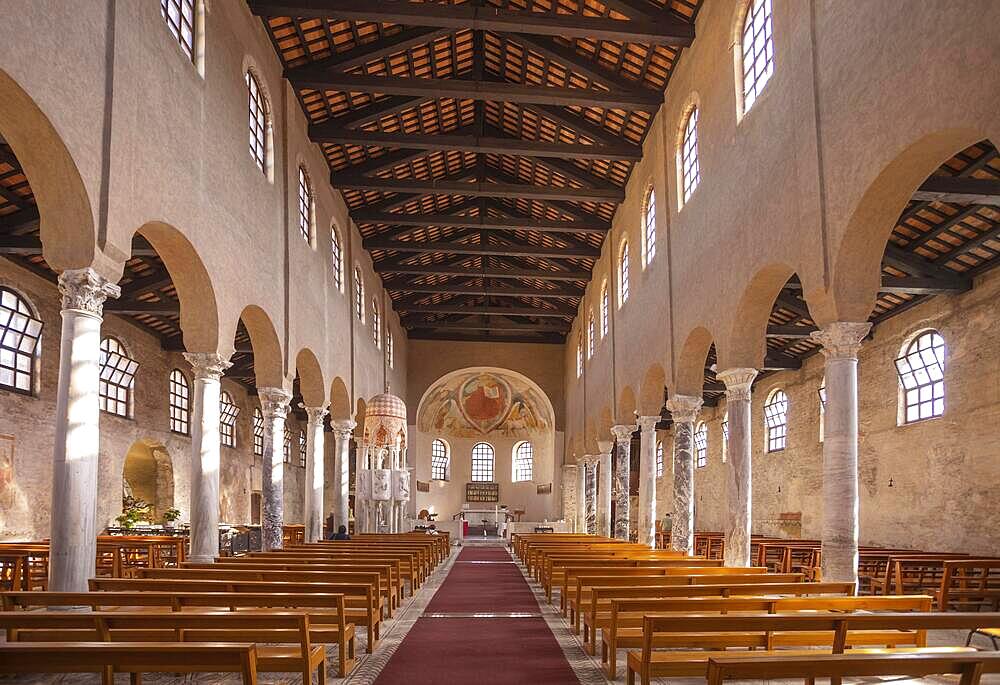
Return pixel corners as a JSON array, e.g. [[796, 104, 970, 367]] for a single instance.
[[536, 483, 552, 495]]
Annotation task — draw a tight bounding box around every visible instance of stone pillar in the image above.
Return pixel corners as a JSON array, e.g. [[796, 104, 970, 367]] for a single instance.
[[331, 420, 355, 532], [303, 405, 329, 543], [576, 458, 588, 533], [596, 441, 613, 538], [717, 368, 758, 567], [259, 387, 291, 551], [811, 322, 871, 585], [184, 353, 232, 563], [584, 458, 598, 534], [561, 464, 577, 526], [610, 425, 634, 540], [636, 416, 659, 548], [48, 268, 120, 592], [665, 395, 702, 555]]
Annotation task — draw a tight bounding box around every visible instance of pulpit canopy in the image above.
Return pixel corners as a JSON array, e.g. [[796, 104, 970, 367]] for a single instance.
[[365, 390, 407, 451]]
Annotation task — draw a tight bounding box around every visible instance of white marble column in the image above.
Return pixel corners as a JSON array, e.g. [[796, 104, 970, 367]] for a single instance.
[[259, 387, 291, 551], [596, 441, 613, 538], [811, 322, 871, 586], [610, 425, 634, 540], [584, 458, 598, 534], [717, 368, 757, 567], [331, 420, 355, 533], [303, 405, 329, 543], [48, 268, 120, 592], [576, 457, 588, 533], [636, 416, 659, 548], [665, 395, 702, 555], [184, 352, 231, 563]]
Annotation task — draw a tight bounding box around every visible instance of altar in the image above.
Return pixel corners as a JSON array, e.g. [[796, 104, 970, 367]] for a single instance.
[[455, 506, 510, 536]]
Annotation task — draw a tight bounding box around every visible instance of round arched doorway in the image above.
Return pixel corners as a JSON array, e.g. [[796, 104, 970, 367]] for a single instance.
[[122, 439, 175, 522]]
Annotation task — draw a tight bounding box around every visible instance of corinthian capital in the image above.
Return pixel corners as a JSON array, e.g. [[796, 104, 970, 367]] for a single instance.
[[610, 424, 634, 442], [636, 415, 659, 434], [810, 322, 872, 361], [596, 440, 613, 456], [58, 268, 121, 316], [259, 387, 292, 420], [716, 367, 758, 403], [303, 405, 330, 424], [183, 352, 232, 381], [331, 419, 357, 440], [665, 394, 703, 424]]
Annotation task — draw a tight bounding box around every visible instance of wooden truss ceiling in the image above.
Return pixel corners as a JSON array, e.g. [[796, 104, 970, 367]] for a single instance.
[[253, 0, 702, 343]]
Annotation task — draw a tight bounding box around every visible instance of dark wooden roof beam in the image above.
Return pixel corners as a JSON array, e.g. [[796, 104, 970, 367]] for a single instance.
[[383, 281, 584, 298], [399, 303, 573, 317], [333, 175, 623, 203], [403, 318, 571, 333], [913, 176, 1000, 207], [365, 238, 598, 258], [375, 262, 589, 281], [353, 210, 609, 234], [293, 26, 453, 74]]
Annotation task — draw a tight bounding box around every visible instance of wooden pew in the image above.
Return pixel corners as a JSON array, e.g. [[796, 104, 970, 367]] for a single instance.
[[0, 642, 259, 684], [539, 550, 691, 587], [938, 559, 1000, 611], [88, 577, 380, 650], [625, 611, 1000, 685], [705, 651, 1000, 685], [599, 592, 923, 678], [0, 610, 327, 684], [2, 590, 356, 676], [282, 545, 431, 585], [549, 557, 723, 606], [871, 553, 970, 595], [251, 549, 421, 592]]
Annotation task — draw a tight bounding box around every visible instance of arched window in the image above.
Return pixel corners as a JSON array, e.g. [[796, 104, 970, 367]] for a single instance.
[[219, 391, 239, 448], [471, 442, 495, 482], [283, 427, 292, 464], [252, 407, 264, 456], [763, 389, 788, 452], [642, 187, 656, 266], [99, 337, 138, 418], [354, 268, 365, 322], [721, 412, 729, 463], [680, 107, 701, 203], [246, 70, 269, 174], [618, 241, 630, 307], [431, 439, 449, 481], [655, 440, 664, 478], [576, 339, 583, 378], [168, 369, 190, 435], [513, 441, 533, 482], [297, 166, 313, 243], [386, 331, 394, 369], [372, 298, 381, 347], [896, 330, 945, 423], [331, 228, 344, 292], [160, 0, 196, 60], [694, 421, 708, 468], [741, 0, 775, 113], [0, 287, 42, 395], [600, 281, 609, 338], [298, 429, 307, 467], [587, 309, 595, 358]]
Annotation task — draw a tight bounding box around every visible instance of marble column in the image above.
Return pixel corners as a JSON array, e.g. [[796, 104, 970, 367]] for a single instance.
[[610, 425, 634, 540], [584, 458, 598, 534], [811, 322, 871, 586], [48, 268, 120, 592], [717, 368, 758, 567], [665, 395, 702, 555], [184, 352, 232, 563], [303, 405, 329, 543], [636, 416, 659, 548], [596, 441, 613, 538], [331, 420, 355, 532], [576, 458, 588, 533], [259, 387, 291, 551]]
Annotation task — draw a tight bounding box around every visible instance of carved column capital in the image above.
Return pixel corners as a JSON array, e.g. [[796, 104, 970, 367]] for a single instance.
[[717, 367, 758, 402], [665, 394, 703, 424], [183, 352, 232, 381], [596, 440, 613, 456], [610, 424, 634, 442], [331, 419, 357, 440], [810, 322, 872, 361], [636, 415, 659, 434], [303, 405, 330, 424], [58, 268, 121, 316], [259, 387, 292, 420]]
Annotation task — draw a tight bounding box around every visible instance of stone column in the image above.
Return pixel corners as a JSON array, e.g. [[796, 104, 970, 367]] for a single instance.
[[636, 416, 660, 548], [303, 405, 329, 543], [259, 387, 291, 551], [584, 458, 598, 534], [811, 322, 871, 585], [610, 425, 634, 540], [184, 352, 232, 563], [561, 464, 577, 526], [576, 458, 588, 533], [665, 395, 702, 555], [596, 441, 613, 537], [331, 420, 355, 532], [48, 268, 120, 592], [717, 368, 758, 567]]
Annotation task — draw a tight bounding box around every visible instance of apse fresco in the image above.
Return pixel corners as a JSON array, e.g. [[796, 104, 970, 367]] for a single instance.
[[418, 371, 551, 438]]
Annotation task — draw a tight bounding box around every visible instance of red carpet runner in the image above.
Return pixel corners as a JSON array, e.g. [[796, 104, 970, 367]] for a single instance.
[[372, 545, 581, 684]]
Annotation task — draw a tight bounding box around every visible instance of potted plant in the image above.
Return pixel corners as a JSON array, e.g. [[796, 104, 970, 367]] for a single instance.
[[161, 507, 181, 530], [115, 495, 151, 532]]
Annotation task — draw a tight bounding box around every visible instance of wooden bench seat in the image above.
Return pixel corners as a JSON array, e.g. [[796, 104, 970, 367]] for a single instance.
[[625, 611, 1000, 685], [248, 550, 420, 592], [0, 641, 259, 685], [550, 558, 724, 606]]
